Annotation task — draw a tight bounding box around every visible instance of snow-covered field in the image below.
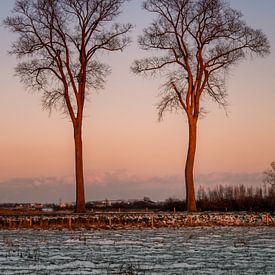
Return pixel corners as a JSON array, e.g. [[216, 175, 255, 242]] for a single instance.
[[0, 227, 274, 274]]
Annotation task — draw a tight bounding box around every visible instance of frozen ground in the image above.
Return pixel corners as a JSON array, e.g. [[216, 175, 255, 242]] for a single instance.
[[0, 227, 274, 274]]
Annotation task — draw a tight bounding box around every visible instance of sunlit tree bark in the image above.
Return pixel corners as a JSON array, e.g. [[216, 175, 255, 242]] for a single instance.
[[132, 0, 270, 211], [4, 0, 132, 212]]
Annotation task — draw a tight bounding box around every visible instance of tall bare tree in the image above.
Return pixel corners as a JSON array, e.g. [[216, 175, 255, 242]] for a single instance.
[[132, 0, 270, 211], [4, 0, 132, 212]]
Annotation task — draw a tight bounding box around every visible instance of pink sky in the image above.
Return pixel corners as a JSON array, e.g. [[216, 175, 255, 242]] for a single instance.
[[0, 0, 275, 202]]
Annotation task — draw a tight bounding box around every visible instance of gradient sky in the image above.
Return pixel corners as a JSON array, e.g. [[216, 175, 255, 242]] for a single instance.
[[0, 0, 274, 203]]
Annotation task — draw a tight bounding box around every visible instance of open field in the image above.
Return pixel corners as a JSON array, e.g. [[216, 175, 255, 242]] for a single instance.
[[0, 227, 274, 274]]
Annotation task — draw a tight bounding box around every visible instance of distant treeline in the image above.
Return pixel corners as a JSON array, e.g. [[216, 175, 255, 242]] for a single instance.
[[87, 185, 274, 212], [196, 184, 274, 212], [0, 185, 274, 213]]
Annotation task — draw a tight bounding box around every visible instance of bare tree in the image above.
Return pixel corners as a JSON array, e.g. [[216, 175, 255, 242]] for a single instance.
[[4, 0, 132, 212], [264, 162, 275, 188], [132, 0, 270, 211]]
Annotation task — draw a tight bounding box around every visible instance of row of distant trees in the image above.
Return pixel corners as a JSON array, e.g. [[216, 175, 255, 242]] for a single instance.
[[85, 184, 274, 212], [196, 184, 274, 212], [2, 162, 274, 212], [1, 181, 273, 212], [88, 164, 275, 211], [4, 0, 271, 212]]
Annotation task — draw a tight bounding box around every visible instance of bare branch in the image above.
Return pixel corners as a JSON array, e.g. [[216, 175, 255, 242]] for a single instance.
[[131, 56, 177, 76], [133, 0, 270, 119], [4, 0, 132, 122]]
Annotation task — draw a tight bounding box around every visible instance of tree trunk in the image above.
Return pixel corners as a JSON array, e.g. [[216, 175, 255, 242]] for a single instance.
[[185, 116, 198, 212], [73, 122, 86, 213]]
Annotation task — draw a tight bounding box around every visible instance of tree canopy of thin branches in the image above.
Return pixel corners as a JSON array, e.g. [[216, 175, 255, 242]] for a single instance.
[[132, 0, 270, 211], [4, 0, 132, 212], [264, 162, 275, 188]]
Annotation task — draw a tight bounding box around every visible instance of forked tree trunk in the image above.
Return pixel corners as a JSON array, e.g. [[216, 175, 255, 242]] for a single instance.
[[185, 116, 198, 212], [73, 122, 86, 213]]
